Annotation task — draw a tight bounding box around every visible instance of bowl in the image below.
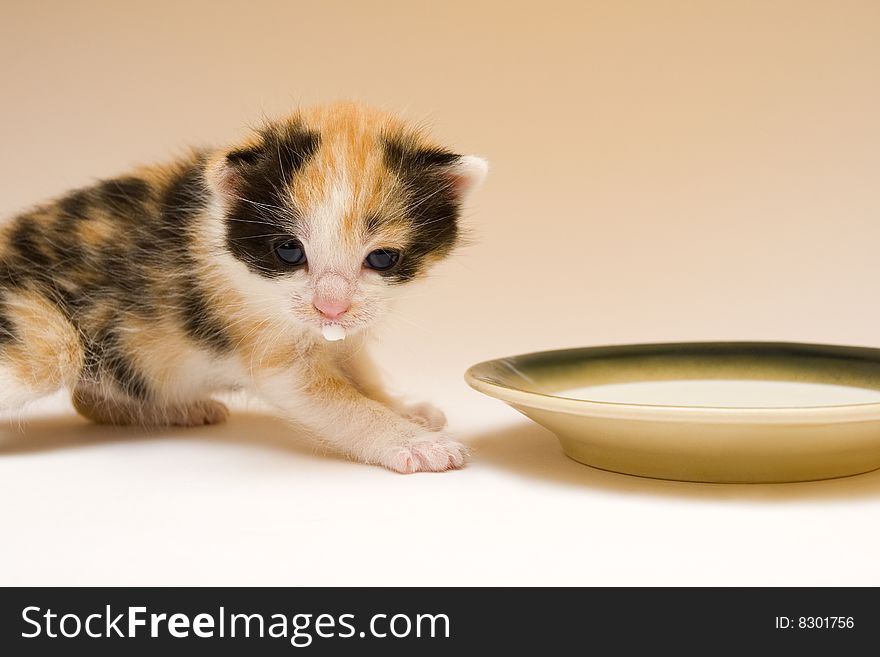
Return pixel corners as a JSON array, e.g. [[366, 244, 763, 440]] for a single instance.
[[465, 342, 880, 483]]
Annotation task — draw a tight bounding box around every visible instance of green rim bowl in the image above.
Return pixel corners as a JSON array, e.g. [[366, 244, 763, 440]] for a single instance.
[[465, 342, 880, 483]]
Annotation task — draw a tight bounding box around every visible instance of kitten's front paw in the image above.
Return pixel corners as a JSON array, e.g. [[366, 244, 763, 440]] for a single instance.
[[381, 433, 467, 474], [396, 401, 447, 431]]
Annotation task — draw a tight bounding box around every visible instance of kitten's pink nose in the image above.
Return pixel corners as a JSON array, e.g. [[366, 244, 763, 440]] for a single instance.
[[313, 296, 351, 320], [314, 273, 353, 320]]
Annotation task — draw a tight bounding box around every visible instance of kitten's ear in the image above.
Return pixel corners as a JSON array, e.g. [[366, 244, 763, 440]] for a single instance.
[[226, 146, 264, 167], [206, 143, 264, 195], [446, 155, 489, 200]]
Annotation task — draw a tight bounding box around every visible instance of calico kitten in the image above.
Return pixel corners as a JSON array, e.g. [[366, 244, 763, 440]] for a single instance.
[[0, 102, 487, 473]]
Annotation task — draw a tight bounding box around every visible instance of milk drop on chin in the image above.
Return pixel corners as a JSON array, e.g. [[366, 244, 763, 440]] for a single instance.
[[321, 324, 346, 342]]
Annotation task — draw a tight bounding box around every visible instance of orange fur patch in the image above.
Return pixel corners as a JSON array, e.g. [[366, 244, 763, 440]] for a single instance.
[[76, 217, 115, 246], [1, 290, 82, 391], [286, 103, 442, 246]]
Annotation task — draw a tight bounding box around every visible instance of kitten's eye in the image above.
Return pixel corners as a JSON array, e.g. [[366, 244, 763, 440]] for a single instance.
[[364, 249, 400, 271], [276, 240, 307, 266]]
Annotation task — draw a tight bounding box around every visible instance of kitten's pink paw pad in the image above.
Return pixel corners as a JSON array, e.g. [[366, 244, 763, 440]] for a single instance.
[[382, 435, 467, 473], [171, 400, 229, 427], [399, 401, 447, 431]]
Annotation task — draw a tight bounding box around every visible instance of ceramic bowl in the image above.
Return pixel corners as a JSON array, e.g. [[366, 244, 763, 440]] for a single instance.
[[465, 342, 880, 483]]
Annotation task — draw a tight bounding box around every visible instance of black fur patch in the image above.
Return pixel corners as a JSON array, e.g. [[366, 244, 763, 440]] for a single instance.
[[226, 147, 263, 167], [224, 125, 320, 277], [53, 284, 91, 320], [97, 176, 152, 218], [99, 247, 153, 311], [58, 188, 93, 221], [107, 352, 150, 400], [159, 158, 208, 247], [179, 285, 232, 353], [54, 189, 94, 262], [157, 158, 234, 352], [0, 300, 15, 343], [383, 140, 460, 170], [0, 244, 33, 289], [9, 217, 55, 272], [382, 137, 462, 283], [87, 324, 150, 400]]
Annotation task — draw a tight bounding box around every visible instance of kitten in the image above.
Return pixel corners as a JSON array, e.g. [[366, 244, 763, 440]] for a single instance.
[[0, 102, 487, 473]]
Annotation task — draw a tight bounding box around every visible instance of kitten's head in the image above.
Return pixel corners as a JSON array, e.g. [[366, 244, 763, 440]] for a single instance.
[[207, 102, 487, 338]]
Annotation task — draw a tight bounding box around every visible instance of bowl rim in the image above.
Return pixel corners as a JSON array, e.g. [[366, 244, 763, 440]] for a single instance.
[[464, 340, 880, 424]]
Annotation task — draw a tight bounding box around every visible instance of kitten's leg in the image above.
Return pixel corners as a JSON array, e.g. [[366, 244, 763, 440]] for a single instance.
[[72, 385, 228, 427], [0, 290, 82, 409], [341, 346, 447, 431], [256, 368, 465, 473]]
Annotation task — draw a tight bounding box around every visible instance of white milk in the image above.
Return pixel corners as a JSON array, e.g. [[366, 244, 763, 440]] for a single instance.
[[557, 380, 880, 408]]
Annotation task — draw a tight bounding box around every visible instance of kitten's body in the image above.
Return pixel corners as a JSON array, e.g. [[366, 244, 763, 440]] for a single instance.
[[0, 103, 486, 472]]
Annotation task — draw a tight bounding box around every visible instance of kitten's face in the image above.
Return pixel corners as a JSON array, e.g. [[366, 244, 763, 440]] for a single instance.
[[210, 103, 486, 338]]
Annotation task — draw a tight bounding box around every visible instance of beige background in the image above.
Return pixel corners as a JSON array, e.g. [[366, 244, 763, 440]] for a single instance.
[[1, 1, 880, 585]]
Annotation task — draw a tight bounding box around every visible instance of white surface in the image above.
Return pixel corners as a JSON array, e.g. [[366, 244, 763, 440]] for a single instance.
[[558, 380, 880, 408], [2, 383, 880, 586]]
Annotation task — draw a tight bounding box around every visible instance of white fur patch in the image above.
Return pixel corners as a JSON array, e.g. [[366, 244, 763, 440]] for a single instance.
[[303, 169, 354, 275]]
